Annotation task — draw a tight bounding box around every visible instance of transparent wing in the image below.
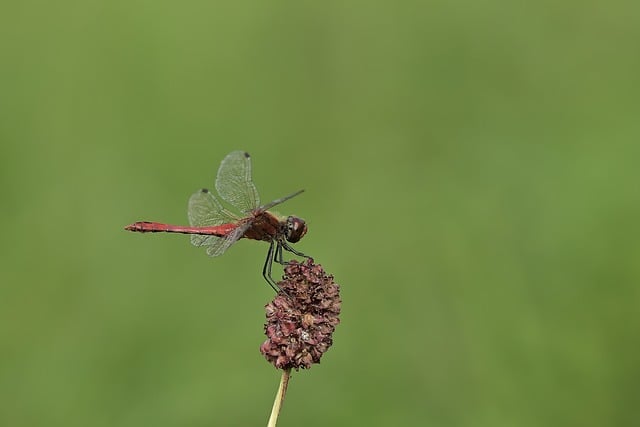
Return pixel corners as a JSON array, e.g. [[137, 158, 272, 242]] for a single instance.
[[188, 188, 240, 250], [188, 188, 239, 227], [215, 151, 260, 214], [191, 221, 252, 257]]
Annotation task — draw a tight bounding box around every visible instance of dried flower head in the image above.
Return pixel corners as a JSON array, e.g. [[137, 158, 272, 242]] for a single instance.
[[260, 259, 341, 370]]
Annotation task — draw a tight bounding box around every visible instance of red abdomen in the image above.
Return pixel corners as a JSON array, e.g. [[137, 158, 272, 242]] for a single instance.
[[125, 221, 236, 236]]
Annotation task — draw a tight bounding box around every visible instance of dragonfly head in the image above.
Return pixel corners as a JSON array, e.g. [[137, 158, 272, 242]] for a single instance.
[[285, 216, 307, 243]]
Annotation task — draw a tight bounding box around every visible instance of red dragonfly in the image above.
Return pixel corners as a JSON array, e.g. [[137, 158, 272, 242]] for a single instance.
[[125, 150, 308, 291]]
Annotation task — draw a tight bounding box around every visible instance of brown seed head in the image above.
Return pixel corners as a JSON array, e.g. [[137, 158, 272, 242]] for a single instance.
[[260, 259, 341, 370]]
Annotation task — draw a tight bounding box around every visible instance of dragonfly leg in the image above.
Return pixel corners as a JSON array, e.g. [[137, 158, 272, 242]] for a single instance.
[[262, 240, 280, 293], [280, 241, 310, 260], [274, 242, 284, 264]]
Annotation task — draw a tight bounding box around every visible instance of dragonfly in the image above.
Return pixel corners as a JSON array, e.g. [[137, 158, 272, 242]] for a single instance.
[[125, 150, 308, 291]]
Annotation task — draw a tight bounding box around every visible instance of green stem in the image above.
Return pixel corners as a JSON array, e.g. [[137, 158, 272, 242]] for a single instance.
[[267, 368, 291, 427]]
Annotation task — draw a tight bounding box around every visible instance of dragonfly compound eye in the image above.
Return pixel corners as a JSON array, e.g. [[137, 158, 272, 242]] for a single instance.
[[286, 216, 307, 243]]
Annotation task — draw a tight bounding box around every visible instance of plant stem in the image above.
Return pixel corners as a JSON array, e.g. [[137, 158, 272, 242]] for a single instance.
[[267, 368, 291, 427]]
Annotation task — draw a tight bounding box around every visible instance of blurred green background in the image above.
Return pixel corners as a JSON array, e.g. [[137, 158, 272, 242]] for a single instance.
[[1, 1, 638, 426]]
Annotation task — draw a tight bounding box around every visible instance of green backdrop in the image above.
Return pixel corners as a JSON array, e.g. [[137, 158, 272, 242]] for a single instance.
[[1, 1, 638, 426]]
